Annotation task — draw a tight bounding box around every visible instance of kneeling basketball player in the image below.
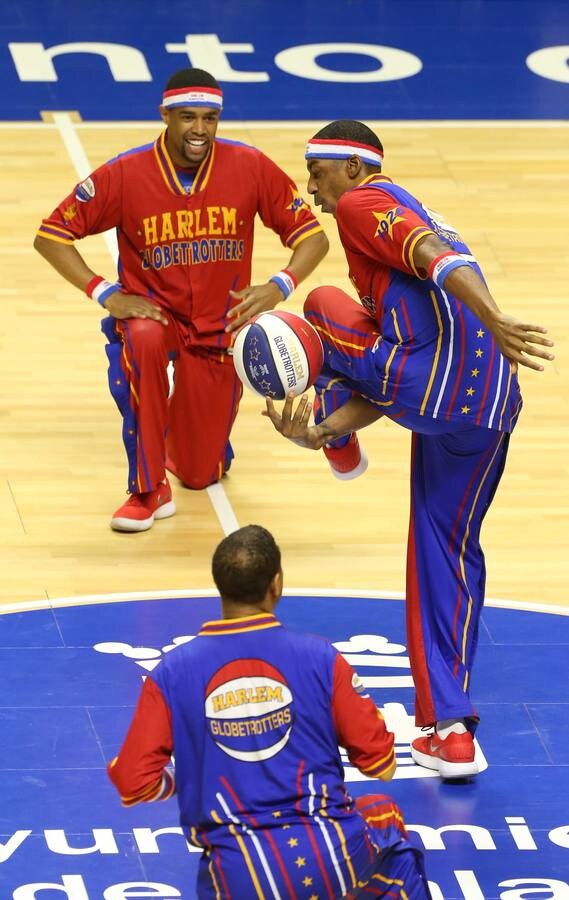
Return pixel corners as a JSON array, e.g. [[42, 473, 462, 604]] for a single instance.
[[108, 525, 431, 899]]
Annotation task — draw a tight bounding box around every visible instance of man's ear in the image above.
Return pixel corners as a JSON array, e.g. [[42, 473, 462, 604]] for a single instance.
[[270, 568, 283, 603], [159, 105, 169, 126], [346, 155, 364, 181]]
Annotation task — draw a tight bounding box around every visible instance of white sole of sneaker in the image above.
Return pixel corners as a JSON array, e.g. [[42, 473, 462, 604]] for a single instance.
[[110, 501, 176, 533], [411, 744, 479, 779], [329, 447, 369, 481]]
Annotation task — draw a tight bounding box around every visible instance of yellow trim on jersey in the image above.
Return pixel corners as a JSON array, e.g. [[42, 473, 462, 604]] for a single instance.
[[208, 858, 222, 900], [229, 823, 266, 899], [200, 621, 281, 636], [288, 222, 325, 249], [320, 377, 345, 420], [358, 174, 393, 188], [191, 142, 216, 195], [361, 747, 395, 775], [458, 434, 506, 685], [312, 323, 369, 353], [381, 307, 403, 396], [401, 227, 436, 278], [153, 139, 177, 196], [321, 806, 357, 889], [365, 809, 405, 828], [36, 228, 74, 245], [202, 613, 277, 627], [419, 291, 443, 415], [372, 873, 409, 900]]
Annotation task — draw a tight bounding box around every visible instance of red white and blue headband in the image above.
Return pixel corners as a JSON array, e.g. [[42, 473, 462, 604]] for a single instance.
[[162, 86, 223, 110], [305, 138, 383, 167]]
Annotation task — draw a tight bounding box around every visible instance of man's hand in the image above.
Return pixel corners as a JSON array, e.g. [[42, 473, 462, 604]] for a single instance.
[[488, 312, 554, 372], [225, 282, 284, 333], [104, 293, 168, 325], [263, 394, 326, 450]]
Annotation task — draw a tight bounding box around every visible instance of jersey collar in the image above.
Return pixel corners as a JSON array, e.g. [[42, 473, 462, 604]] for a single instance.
[[199, 613, 282, 636], [357, 173, 393, 189], [153, 131, 216, 196]]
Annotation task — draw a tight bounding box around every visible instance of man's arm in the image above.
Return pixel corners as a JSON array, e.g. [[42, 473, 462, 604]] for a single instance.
[[33, 235, 168, 325], [413, 234, 554, 371], [331, 653, 396, 781], [225, 230, 329, 332], [108, 676, 175, 807], [263, 392, 384, 450]]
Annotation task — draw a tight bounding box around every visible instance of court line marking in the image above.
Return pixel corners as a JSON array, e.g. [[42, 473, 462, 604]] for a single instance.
[[51, 112, 239, 537], [1, 589, 568, 617], [3, 120, 569, 129]]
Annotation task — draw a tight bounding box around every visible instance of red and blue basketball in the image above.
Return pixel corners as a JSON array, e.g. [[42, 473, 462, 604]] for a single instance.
[[232, 310, 323, 399]]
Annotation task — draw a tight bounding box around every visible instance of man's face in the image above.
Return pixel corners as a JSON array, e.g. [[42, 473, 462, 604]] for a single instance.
[[307, 158, 354, 215], [161, 106, 220, 168]]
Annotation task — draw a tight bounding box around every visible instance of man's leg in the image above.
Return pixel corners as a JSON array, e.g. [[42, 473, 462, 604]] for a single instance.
[[304, 286, 381, 477], [166, 350, 242, 489], [406, 426, 510, 773], [102, 315, 181, 494], [354, 795, 431, 899]]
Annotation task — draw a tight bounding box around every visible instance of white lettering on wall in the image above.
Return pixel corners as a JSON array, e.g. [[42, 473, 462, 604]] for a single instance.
[[165, 33, 268, 82], [526, 46, 569, 84], [274, 41, 422, 82], [8, 42, 152, 82]]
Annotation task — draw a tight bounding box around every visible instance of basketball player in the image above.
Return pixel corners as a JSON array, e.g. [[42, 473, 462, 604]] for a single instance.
[[34, 69, 328, 532], [108, 525, 431, 899], [263, 120, 554, 779]]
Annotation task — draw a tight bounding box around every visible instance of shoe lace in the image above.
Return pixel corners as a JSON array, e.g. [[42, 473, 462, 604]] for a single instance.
[[125, 493, 146, 508]]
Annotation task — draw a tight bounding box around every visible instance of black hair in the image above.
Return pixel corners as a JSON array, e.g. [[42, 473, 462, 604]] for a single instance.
[[312, 120, 383, 166], [211, 525, 281, 604], [165, 68, 220, 91]]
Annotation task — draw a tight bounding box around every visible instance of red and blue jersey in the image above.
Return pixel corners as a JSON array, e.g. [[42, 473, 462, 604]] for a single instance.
[[37, 133, 323, 350], [334, 175, 522, 433], [108, 613, 400, 898]]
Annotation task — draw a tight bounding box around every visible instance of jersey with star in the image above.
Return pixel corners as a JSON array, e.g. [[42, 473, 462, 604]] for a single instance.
[[108, 613, 401, 898], [335, 176, 521, 433], [37, 135, 323, 351]]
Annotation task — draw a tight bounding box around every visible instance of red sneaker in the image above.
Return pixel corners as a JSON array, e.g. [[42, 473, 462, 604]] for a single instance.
[[110, 479, 176, 533], [411, 729, 479, 779], [323, 433, 368, 480]]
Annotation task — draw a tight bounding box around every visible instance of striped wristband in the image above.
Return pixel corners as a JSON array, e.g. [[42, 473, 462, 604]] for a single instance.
[[86, 275, 122, 307], [269, 268, 298, 300], [427, 252, 470, 290]]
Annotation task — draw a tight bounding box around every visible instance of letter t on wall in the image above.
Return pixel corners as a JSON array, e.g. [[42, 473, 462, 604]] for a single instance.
[[165, 34, 269, 82]]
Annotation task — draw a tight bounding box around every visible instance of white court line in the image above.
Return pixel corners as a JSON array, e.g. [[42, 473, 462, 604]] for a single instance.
[[51, 112, 119, 263], [51, 112, 239, 537], [4, 119, 569, 130], [1, 588, 568, 616]]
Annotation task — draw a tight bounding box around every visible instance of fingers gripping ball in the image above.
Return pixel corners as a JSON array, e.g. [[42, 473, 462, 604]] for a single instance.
[[233, 310, 324, 399]]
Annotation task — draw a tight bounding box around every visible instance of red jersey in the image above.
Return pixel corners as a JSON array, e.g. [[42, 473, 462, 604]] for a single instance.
[[37, 133, 323, 350]]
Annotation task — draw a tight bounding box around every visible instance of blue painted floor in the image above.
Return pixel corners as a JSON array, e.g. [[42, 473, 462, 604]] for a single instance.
[[1, 594, 568, 898]]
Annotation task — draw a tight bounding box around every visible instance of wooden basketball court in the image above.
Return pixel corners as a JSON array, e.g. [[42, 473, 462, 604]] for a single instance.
[[1, 118, 567, 608]]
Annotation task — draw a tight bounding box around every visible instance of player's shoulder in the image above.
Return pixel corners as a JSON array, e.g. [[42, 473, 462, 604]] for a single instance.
[[105, 141, 155, 169], [215, 136, 261, 158], [281, 626, 338, 660]]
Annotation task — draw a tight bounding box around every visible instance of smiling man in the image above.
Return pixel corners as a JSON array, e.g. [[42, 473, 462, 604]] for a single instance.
[[34, 68, 328, 531], [264, 119, 554, 779]]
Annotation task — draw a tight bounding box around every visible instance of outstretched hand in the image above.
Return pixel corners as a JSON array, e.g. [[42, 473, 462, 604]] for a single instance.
[[491, 313, 554, 372], [262, 394, 325, 450], [225, 282, 284, 333]]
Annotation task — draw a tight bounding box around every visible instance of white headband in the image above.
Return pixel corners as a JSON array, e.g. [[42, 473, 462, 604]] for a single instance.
[[162, 87, 223, 110], [306, 138, 383, 167]]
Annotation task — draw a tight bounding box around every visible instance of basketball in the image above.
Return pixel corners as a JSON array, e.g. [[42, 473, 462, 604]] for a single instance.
[[232, 310, 324, 399]]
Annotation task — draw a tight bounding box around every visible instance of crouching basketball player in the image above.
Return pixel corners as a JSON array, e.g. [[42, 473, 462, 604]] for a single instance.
[[108, 525, 431, 899]]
